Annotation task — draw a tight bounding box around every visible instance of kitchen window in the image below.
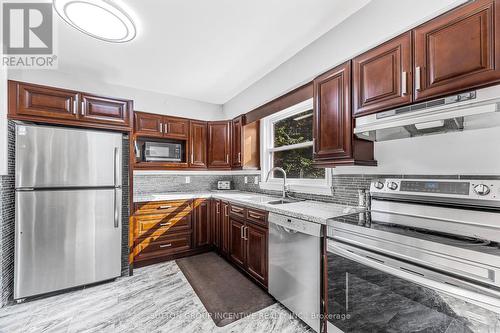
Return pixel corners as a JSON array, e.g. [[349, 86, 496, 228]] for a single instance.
[[261, 98, 331, 194]]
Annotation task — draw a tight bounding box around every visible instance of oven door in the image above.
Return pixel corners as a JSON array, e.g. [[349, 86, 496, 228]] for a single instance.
[[326, 240, 500, 333]]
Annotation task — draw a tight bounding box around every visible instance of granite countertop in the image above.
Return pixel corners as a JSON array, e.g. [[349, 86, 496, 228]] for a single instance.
[[134, 191, 363, 225]]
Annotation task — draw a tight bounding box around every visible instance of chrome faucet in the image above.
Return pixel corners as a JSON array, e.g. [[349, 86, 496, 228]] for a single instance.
[[266, 167, 288, 199]]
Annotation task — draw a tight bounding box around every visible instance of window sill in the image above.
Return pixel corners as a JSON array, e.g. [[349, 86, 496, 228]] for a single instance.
[[259, 181, 332, 196]]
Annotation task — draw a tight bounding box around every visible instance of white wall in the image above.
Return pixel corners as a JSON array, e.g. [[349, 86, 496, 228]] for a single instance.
[[333, 127, 500, 176], [8, 70, 224, 121], [223, 0, 467, 119]]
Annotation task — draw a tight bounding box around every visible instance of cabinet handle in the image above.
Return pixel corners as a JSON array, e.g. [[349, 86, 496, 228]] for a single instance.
[[244, 226, 248, 240], [226, 154, 229, 164], [217, 205, 220, 214], [191, 153, 194, 164], [232, 207, 244, 213], [415, 66, 421, 92], [160, 123, 163, 133], [73, 99, 77, 115], [401, 71, 407, 96], [160, 222, 172, 226], [238, 152, 241, 163], [159, 244, 172, 248], [224, 206, 228, 217], [158, 205, 172, 209], [241, 226, 244, 239], [164, 123, 169, 134], [248, 213, 262, 220]]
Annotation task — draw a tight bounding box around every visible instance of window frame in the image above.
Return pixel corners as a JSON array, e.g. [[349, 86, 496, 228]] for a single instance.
[[260, 98, 332, 195]]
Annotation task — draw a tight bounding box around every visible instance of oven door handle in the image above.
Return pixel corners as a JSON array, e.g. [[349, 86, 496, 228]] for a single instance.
[[329, 241, 500, 314]]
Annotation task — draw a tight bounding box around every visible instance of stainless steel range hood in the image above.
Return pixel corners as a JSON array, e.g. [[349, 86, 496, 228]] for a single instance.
[[354, 85, 500, 141]]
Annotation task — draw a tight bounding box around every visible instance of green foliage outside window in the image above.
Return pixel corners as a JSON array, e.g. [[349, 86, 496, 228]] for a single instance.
[[272, 110, 325, 179]]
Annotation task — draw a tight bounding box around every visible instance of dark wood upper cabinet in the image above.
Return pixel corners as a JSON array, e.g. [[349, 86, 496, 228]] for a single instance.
[[231, 116, 260, 170], [414, 0, 500, 101], [164, 116, 189, 140], [229, 218, 246, 267], [80, 94, 131, 127], [245, 222, 268, 286], [193, 199, 211, 248], [8, 81, 132, 131], [134, 112, 164, 138], [313, 61, 376, 167], [314, 61, 353, 162], [231, 117, 243, 168], [9, 81, 79, 121], [353, 32, 413, 117], [189, 120, 208, 168], [208, 121, 231, 169]]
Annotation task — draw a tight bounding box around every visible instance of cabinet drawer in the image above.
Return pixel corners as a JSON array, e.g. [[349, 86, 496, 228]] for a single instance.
[[229, 203, 246, 219], [134, 233, 191, 260], [246, 208, 268, 228], [134, 200, 192, 215], [134, 214, 191, 239]]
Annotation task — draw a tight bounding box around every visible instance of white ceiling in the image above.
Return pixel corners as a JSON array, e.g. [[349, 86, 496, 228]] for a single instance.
[[54, 0, 370, 104]]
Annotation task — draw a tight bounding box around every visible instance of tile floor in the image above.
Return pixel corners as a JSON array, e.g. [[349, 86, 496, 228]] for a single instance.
[[0, 260, 312, 333]]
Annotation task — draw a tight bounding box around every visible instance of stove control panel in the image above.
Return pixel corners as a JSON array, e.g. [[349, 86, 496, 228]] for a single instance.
[[370, 179, 500, 203]]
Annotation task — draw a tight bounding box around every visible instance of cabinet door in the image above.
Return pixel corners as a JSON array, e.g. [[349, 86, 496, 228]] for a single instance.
[[245, 223, 268, 286], [135, 112, 163, 138], [414, 0, 500, 101], [313, 61, 353, 163], [208, 121, 231, 168], [222, 202, 230, 255], [189, 120, 208, 168], [229, 218, 246, 267], [164, 116, 189, 140], [11, 81, 79, 121], [80, 94, 131, 127], [193, 199, 211, 248], [353, 32, 412, 116], [231, 117, 243, 168], [211, 200, 222, 249]]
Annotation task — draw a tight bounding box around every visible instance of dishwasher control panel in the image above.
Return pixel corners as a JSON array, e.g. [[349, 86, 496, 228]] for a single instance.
[[268, 213, 322, 237]]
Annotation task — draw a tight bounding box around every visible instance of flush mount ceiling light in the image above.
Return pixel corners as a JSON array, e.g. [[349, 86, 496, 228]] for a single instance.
[[53, 0, 137, 43]]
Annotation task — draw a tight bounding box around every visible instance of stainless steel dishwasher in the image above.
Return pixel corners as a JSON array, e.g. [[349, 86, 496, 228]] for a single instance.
[[268, 212, 322, 332]]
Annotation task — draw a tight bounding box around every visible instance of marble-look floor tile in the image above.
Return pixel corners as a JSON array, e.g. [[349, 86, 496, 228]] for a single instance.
[[0, 261, 311, 333]]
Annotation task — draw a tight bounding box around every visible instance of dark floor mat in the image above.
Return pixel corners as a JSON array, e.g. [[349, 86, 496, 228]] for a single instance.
[[176, 252, 275, 327]]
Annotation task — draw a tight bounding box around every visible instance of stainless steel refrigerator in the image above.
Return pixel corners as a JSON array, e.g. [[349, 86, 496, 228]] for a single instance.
[[14, 123, 123, 300]]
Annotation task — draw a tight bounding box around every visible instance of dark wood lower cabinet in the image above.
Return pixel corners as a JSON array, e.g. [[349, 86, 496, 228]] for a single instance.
[[245, 223, 268, 286], [194, 199, 211, 248], [229, 218, 246, 267], [133, 198, 268, 288], [222, 201, 230, 255]]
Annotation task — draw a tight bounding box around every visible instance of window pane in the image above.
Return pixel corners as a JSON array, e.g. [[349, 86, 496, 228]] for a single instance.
[[273, 109, 313, 147], [273, 146, 325, 179]]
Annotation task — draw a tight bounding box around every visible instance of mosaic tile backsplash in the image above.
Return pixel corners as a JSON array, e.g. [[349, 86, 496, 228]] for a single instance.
[[135, 173, 499, 207]]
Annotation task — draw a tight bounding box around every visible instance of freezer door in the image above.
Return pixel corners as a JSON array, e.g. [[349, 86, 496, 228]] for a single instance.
[[14, 189, 122, 299], [16, 124, 122, 188]]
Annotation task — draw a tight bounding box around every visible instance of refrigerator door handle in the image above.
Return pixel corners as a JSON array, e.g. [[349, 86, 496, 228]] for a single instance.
[[114, 188, 121, 228], [114, 147, 120, 187]]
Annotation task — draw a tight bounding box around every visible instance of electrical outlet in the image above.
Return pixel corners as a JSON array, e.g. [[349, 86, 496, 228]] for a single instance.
[[244, 176, 248, 184], [185, 176, 190, 184], [254, 176, 259, 184]]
